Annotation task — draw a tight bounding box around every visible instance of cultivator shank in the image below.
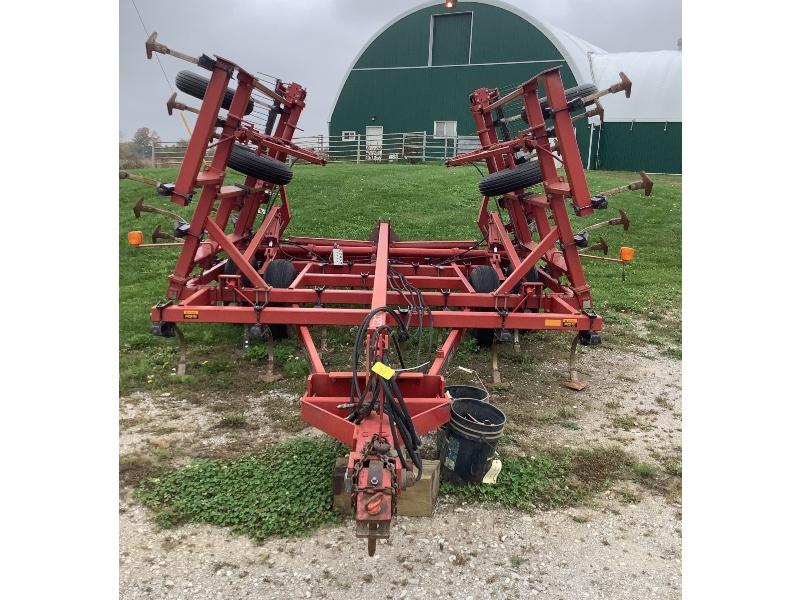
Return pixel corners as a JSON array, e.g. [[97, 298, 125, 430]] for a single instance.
[[128, 35, 653, 554]]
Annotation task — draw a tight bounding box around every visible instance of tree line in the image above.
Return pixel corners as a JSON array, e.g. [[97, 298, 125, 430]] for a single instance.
[[119, 127, 188, 168]]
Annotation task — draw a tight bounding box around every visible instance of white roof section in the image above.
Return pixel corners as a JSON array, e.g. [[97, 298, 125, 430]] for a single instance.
[[544, 21, 606, 82], [590, 51, 682, 122]]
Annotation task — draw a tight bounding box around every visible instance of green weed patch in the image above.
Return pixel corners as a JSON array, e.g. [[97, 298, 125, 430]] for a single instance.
[[136, 437, 346, 541]]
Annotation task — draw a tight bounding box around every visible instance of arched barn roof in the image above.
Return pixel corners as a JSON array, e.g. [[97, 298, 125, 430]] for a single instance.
[[328, 0, 682, 135], [328, 0, 607, 125]]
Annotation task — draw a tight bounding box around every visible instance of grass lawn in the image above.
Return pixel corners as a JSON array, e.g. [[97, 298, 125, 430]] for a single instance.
[[119, 163, 681, 395]]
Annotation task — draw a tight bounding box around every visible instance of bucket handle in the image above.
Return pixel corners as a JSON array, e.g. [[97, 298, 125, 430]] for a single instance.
[[455, 366, 489, 399]]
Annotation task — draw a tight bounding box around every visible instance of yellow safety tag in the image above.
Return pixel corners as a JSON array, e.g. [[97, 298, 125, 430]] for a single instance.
[[371, 361, 396, 380]]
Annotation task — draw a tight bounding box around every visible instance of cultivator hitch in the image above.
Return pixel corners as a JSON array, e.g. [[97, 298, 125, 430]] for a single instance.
[[126, 37, 660, 554], [350, 434, 400, 556]]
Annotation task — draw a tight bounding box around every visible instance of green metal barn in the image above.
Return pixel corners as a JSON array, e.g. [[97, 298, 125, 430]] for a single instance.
[[328, 0, 681, 173]]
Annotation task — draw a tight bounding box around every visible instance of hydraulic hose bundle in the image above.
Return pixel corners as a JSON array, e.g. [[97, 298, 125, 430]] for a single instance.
[[387, 266, 435, 368], [346, 306, 423, 478]]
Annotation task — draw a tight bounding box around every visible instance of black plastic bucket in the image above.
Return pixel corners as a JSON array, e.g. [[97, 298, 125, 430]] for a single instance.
[[445, 385, 489, 403], [439, 399, 506, 484]]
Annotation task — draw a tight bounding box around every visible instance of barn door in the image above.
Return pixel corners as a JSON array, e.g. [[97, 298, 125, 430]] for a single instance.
[[365, 126, 383, 161]]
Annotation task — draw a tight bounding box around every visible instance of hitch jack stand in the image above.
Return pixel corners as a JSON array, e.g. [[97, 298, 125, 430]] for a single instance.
[[563, 333, 587, 391]]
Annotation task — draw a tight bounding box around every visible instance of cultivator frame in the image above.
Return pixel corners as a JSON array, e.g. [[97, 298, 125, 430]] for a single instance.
[[129, 34, 647, 555]]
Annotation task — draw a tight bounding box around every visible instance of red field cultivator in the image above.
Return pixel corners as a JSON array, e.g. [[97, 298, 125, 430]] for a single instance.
[[124, 34, 652, 554]]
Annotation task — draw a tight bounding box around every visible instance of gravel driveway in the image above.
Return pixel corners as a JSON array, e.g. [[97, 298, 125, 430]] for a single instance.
[[120, 332, 681, 599]]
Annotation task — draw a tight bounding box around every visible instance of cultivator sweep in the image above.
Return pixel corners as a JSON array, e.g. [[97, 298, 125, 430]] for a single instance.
[[125, 34, 653, 555]]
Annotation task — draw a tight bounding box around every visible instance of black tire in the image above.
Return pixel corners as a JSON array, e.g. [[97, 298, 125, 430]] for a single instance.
[[510, 266, 540, 316], [175, 70, 254, 115], [543, 82, 598, 108], [478, 160, 543, 197], [469, 266, 500, 348], [228, 144, 293, 186], [522, 83, 599, 123], [265, 259, 297, 288], [224, 255, 261, 288], [510, 266, 539, 294], [264, 259, 298, 340]]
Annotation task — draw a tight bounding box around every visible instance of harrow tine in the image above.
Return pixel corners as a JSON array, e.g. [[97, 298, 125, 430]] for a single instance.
[[563, 334, 588, 391], [502, 98, 604, 127], [597, 171, 654, 198], [583, 72, 632, 104], [151, 224, 181, 244], [491, 343, 501, 384], [166, 92, 200, 116], [121, 170, 180, 198], [145, 31, 201, 66], [120, 170, 158, 187], [618, 209, 630, 230], [175, 325, 188, 376], [146, 33, 279, 109], [572, 99, 604, 124], [133, 242, 185, 248], [133, 197, 186, 223], [580, 237, 609, 256], [577, 209, 631, 236]]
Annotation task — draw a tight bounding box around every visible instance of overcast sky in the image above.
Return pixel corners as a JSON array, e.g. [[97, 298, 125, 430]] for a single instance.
[[120, 0, 681, 141]]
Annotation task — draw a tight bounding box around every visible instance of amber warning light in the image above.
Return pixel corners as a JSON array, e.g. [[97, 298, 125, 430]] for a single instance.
[[127, 231, 144, 247]]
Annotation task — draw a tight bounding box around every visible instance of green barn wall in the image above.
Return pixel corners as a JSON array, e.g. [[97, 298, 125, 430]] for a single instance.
[[597, 122, 681, 174], [333, 63, 576, 140], [331, 1, 681, 173], [431, 13, 472, 65], [576, 121, 682, 174], [332, 2, 577, 140]]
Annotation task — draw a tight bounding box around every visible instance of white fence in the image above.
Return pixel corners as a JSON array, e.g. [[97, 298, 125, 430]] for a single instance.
[[143, 132, 482, 167], [151, 143, 214, 167], [291, 132, 480, 163]]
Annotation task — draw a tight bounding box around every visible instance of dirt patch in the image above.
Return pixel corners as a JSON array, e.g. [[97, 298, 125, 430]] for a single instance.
[[119, 389, 322, 487], [466, 338, 682, 467]]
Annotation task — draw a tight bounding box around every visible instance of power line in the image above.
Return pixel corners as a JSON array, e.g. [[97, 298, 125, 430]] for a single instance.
[[129, 0, 194, 137], [130, 0, 173, 95]]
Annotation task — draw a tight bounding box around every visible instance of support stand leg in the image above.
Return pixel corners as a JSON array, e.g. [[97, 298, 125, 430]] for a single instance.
[[491, 343, 501, 384], [562, 333, 588, 391], [175, 325, 187, 377], [259, 330, 280, 384], [320, 326, 330, 353], [513, 329, 520, 353]]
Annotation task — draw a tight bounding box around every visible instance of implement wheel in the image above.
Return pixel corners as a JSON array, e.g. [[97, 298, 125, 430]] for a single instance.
[[521, 83, 600, 123], [469, 266, 500, 348], [542, 82, 598, 108], [224, 255, 261, 288], [175, 70, 254, 115], [264, 259, 297, 340], [478, 160, 543, 197], [228, 144, 293, 186]]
